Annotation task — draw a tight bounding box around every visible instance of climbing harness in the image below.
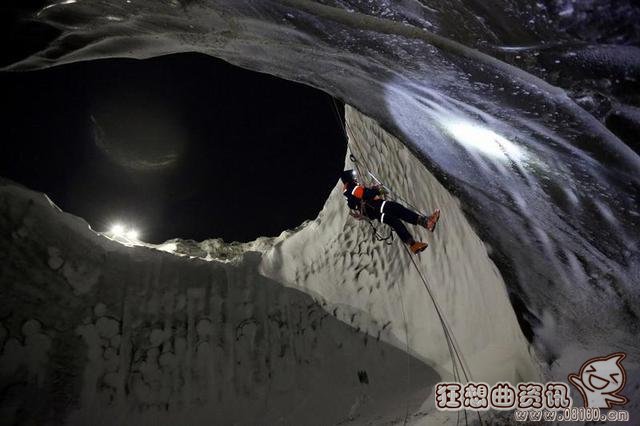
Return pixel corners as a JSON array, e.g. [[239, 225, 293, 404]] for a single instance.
[[347, 197, 395, 245], [330, 96, 482, 425]]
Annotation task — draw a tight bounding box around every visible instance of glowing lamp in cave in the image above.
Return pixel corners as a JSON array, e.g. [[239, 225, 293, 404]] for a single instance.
[[110, 223, 125, 236], [126, 229, 139, 240], [109, 223, 140, 242]]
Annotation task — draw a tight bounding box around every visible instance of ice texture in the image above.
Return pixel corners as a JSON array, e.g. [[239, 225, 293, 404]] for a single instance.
[[0, 179, 438, 425], [8, 0, 638, 360], [0, 106, 543, 424], [3, 0, 640, 423]]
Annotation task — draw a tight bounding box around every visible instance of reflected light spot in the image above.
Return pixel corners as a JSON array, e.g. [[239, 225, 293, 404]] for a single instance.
[[38, 0, 77, 15], [444, 120, 525, 162]]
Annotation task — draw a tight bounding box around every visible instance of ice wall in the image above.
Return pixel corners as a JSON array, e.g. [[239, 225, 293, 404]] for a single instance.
[[0, 180, 438, 425], [7, 2, 639, 384], [261, 106, 540, 385], [0, 106, 541, 425], [4, 1, 639, 420]]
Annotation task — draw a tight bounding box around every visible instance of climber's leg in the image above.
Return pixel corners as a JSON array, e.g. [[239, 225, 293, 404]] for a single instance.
[[380, 201, 420, 224]]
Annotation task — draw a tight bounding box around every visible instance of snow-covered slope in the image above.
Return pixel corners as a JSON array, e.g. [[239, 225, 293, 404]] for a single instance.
[[0, 106, 541, 425], [6, 0, 639, 385], [261, 106, 539, 385], [3, 0, 640, 422], [0, 180, 438, 425]]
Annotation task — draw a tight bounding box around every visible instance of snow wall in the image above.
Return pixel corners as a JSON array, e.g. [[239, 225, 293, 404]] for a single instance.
[[0, 106, 538, 425], [261, 106, 539, 383], [3, 0, 640, 422], [6, 2, 639, 384]]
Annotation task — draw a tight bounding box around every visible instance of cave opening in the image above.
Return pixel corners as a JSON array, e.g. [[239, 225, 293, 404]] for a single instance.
[[0, 53, 347, 243]]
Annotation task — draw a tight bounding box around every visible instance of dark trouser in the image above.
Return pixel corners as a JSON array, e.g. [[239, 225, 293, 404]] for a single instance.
[[365, 200, 420, 244]]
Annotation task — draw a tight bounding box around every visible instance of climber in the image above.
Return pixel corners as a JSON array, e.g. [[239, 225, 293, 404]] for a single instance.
[[341, 169, 440, 254]]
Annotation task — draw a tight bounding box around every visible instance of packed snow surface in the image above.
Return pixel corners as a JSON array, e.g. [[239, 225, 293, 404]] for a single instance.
[[0, 107, 540, 424], [1, 178, 438, 425], [3, 0, 640, 423]]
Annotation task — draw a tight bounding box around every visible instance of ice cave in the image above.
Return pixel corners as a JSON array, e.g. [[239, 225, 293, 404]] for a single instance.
[[1, 1, 639, 425]]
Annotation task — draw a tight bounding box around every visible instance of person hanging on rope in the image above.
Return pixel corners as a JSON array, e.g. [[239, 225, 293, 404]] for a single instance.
[[341, 169, 440, 254]]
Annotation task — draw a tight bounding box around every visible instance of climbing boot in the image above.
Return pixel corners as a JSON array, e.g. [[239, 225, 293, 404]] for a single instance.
[[419, 208, 441, 232], [410, 241, 428, 254]]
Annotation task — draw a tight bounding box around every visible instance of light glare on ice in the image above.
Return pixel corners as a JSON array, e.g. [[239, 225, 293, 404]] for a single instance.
[[38, 0, 77, 16], [444, 120, 525, 162]]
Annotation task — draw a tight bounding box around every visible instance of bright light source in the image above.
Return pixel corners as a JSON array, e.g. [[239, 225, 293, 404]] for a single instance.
[[444, 120, 525, 162], [126, 229, 139, 240], [111, 224, 125, 235]]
